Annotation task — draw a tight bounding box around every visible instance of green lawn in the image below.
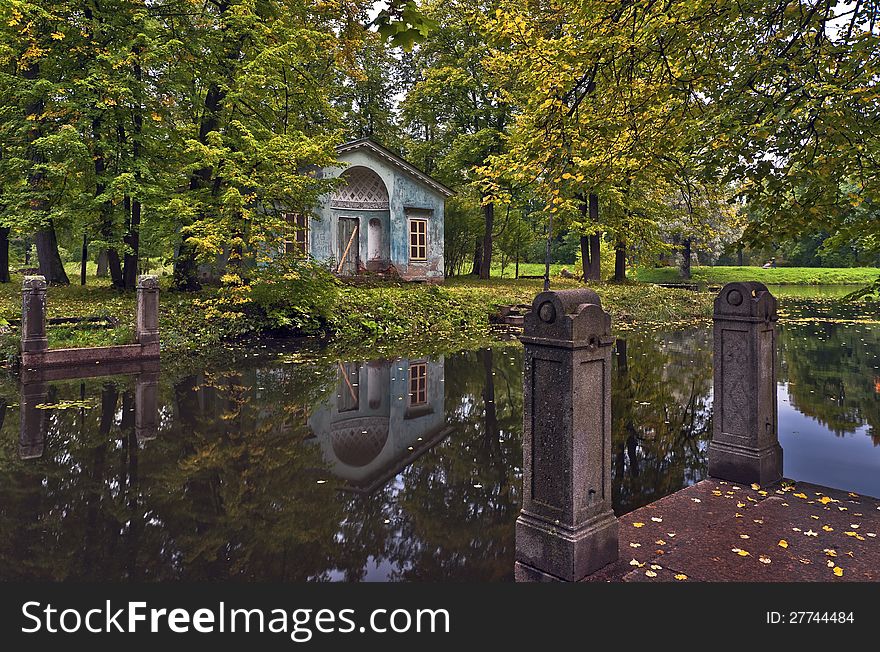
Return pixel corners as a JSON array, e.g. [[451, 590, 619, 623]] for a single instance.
[[490, 262, 570, 277], [632, 266, 880, 285]]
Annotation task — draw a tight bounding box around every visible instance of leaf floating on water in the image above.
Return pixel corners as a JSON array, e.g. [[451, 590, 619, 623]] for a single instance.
[[759, 555, 771, 564], [804, 530, 818, 537], [650, 517, 663, 522], [751, 483, 760, 490], [691, 498, 702, 503], [778, 540, 789, 548], [844, 531, 858, 537], [731, 548, 750, 556], [644, 570, 657, 578], [822, 525, 833, 532], [824, 549, 837, 557], [798, 558, 812, 565], [737, 502, 746, 508], [712, 490, 722, 496], [655, 539, 666, 546], [629, 558, 644, 567], [793, 492, 808, 499], [818, 496, 835, 505], [833, 566, 844, 577], [739, 534, 750, 539], [674, 574, 688, 581], [632, 522, 645, 528], [35, 400, 97, 410], [629, 542, 642, 548], [650, 564, 662, 570]]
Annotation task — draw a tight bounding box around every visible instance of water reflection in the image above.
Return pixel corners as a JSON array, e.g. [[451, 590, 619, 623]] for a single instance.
[[1, 305, 878, 581]]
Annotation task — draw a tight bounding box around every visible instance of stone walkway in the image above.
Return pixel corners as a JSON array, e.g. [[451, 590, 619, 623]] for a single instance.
[[587, 479, 880, 582]]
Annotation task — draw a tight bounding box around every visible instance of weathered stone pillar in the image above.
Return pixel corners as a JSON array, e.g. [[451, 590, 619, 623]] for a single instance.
[[708, 282, 782, 485], [515, 289, 618, 582], [19, 381, 48, 459], [136, 275, 159, 348], [21, 276, 48, 355], [135, 371, 159, 444]]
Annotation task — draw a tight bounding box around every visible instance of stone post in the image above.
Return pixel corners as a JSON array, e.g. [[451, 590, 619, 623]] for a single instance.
[[136, 275, 159, 347], [135, 371, 159, 444], [21, 276, 48, 355], [708, 282, 782, 485], [19, 381, 48, 459], [515, 289, 618, 581]]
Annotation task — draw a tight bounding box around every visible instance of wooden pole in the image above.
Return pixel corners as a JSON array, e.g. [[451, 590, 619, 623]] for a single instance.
[[336, 224, 359, 274]]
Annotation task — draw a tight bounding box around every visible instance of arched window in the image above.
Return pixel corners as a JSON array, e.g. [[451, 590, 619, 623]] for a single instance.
[[330, 166, 389, 210]]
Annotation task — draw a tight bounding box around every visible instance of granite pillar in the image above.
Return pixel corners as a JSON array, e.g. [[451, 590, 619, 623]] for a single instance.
[[136, 275, 160, 347], [21, 275, 48, 355], [515, 289, 618, 582], [708, 281, 782, 485]]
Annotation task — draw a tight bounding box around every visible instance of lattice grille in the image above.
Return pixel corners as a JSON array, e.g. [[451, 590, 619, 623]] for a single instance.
[[330, 167, 389, 209]]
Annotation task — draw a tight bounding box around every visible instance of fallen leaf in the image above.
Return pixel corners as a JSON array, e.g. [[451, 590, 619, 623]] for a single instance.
[[848, 492, 859, 498], [650, 564, 662, 570], [655, 539, 666, 546], [674, 574, 688, 581], [692, 498, 702, 503], [850, 524, 860, 529], [824, 549, 837, 557], [751, 483, 760, 490], [810, 515, 819, 519], [735, 513, 743, 518], [818, 496, 834, 505], [644, 570, 657, 578], [804, 530, 818, 537], [629, 543, 642, 548], [712, 490, 722, 496], [793, 492, 808, 499], [759, 555, 771, 564], [792, 527, 802, 532], [629, 559, 643, 567], [739, 534, 750, 539], [827, 560, 835, 568], [822, 525, 833, 532], [798, 558, 812, 565], [754, 519, 764, 524], [844, 531, 858, 537], [667, 532, 676, 538], [833, 566, 844, 577], [650, 517, 663, 522], [867, 533, 877, 538], [737, 502, 746, 508], [632, 522, 645, 528], [732, 548, 750, 556], [778, 540, 789, 548], [758, 491, 768, 496]]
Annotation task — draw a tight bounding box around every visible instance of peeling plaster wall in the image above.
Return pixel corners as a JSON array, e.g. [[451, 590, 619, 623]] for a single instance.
[[311, 148, 446, 281]]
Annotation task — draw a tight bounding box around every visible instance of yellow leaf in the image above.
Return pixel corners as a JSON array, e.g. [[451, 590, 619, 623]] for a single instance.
[[822, 525, 833, 532], [845, 531, 858, 537], [632, 522, 645, 528], [655, 539, 666, 546], [793, 492, 808, 499], [674, 574, 688, 581], [629, 542, 641, 548], [833, 566, 844, 577], [759, 555, 771, 564], [739, 534, 750, 539], [824, 549, 837, 557], [644, 570, 657, 578], [778, 540, 788, 548], [751, 483, 760, 490], [50, 32, 64, 40], [818, 496, 833, 504], [629, 558, 643, 567], [732, 548, 750, 556], [650, 564, 662, 570], [737, 502, 746, 508]]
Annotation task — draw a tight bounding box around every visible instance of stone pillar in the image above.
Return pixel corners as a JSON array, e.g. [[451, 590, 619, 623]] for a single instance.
[[136, 275, 159, 347], [515, 289, 618, 582], [708, 282, 782, 485], [19, 381, 48, 459], [135, 371, 159, 444], [21, 275, 48, 355]]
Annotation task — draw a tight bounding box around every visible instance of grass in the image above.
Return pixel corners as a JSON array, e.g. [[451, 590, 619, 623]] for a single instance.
[[633, 265, 880, 285], [0, 270, 716, 363]]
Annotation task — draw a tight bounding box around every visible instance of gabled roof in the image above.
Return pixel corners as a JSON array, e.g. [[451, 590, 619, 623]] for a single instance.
[[336, 138, 455, 198]]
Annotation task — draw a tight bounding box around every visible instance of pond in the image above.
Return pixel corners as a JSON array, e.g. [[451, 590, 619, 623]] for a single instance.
[[0, 291, 878, 581]]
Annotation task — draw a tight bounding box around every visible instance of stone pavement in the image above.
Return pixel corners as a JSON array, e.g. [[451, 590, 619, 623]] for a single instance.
[[586, 479, 880, 582]]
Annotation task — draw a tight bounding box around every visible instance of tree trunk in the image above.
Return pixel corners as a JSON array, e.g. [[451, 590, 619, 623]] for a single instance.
[[579, 193, 601, 282], [479, 201, 494, 280], [0, 227, 9, 282], [123, 55, 143, 291], [515, 249, 519, 279], [470, 237, 482, 276], [580, 234, 591, 280], [80, 233, 88, 285], [173, 241, 201, 291], [96, 250, 108, 277], [680, 238, 692, 279], [613, 240, 626, 282], [35, 221, 69, 285], [589, 233, 601, 281], [94, 117, 123, 288], [737, 244, 744, 267]]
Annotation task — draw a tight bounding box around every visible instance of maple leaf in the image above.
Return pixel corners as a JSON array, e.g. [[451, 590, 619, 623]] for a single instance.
[[778, 540, 789, 548]]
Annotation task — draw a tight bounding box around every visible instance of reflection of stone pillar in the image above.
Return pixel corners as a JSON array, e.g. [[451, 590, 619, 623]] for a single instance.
[[135, 372, 159, 444], [136, 275, 159, 347], [709, 282, 782, 485], [21, 275, 48, 355], [367, 362, 383, 410], [516, 289, 618, 582], [19, 382, 48, 459]]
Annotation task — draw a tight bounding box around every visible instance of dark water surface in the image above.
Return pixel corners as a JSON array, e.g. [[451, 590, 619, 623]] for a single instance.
[[1, 297, 878, 580]]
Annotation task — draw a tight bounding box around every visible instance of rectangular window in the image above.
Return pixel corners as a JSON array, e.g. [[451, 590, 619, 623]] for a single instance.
[[284, 213, 309, 256], [409, 363, 428, 406], [409, 219, 427, 261]]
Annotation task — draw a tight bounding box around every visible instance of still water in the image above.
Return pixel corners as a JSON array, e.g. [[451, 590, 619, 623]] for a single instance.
[[1, 298, 878, 580]]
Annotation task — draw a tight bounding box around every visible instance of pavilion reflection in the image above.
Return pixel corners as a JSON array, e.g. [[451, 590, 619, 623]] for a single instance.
[[308, 356, 448, 493]]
